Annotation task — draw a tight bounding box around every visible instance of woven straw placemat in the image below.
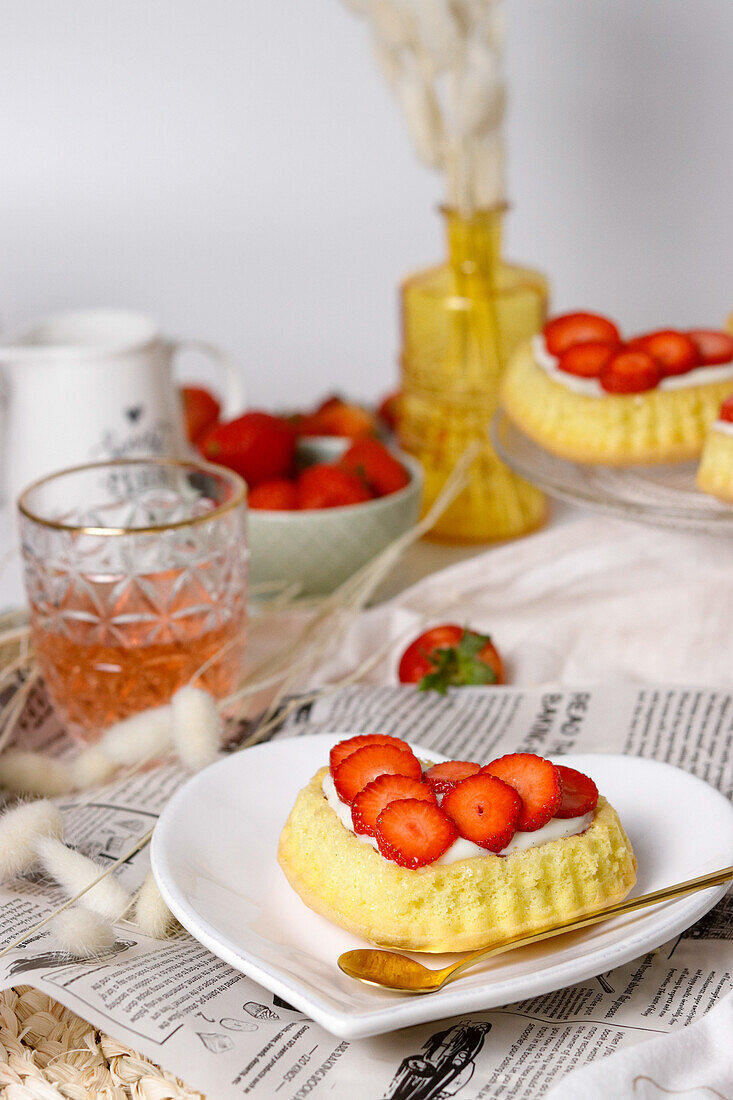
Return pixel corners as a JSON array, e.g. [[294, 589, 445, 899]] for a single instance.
[[0, 987, 204, 1099]]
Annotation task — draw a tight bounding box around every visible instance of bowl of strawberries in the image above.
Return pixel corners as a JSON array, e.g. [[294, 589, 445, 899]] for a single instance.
[[186, 392, 422, 596], [245, 434, 422, 595]]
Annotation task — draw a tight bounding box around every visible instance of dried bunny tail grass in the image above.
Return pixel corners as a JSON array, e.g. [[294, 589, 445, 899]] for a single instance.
[[0, 750, 75, 796], [133, 871, 179, 939], [50, 907, 115, 958], [34, 836, 131, 921], [98, 703, 174, 766], [0, 798, 64, 880], [171, 686, 222, 771], [69, 746, 118, 790]]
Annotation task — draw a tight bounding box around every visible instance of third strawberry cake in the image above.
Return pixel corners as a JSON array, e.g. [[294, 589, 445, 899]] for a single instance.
[[500, 312, 733, 465], [697, 394, 733, 503], [278, 734, 637, 953]]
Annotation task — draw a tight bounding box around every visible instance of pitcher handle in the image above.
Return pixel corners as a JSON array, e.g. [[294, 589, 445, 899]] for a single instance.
[[170, 339, 245, 418]]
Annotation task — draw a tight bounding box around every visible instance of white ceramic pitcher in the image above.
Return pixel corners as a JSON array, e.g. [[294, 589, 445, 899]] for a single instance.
[[0, 308, 245, 505]]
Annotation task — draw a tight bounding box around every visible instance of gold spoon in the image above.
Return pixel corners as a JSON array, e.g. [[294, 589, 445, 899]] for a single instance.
[[338, 864, 733, 994]]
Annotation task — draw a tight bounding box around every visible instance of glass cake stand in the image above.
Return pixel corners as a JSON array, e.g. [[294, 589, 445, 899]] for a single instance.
[[491, 411, 733, 535]]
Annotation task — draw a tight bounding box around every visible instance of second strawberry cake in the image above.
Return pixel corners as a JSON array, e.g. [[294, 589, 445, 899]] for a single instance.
[[500, 313, 733, 465], [277, 735, 637, 953]]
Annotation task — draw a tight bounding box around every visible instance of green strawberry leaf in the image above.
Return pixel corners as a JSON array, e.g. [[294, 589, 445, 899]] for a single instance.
[[417, 629, 497, 693]]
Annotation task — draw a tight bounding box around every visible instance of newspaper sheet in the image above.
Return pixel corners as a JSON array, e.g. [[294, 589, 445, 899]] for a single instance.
[[0, 680, 731, 1099]]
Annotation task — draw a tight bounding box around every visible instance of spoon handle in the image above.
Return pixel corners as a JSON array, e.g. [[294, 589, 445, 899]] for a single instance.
[[442, 864, 733, 986]]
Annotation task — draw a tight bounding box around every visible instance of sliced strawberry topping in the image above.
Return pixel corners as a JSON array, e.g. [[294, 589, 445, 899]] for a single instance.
[[630, 330, 699, 376], [375, 799, 458, 868], [329, 733, 411, 774], [554, 765, 599, 819], [441, 773, 521, 852], [424, 760, 482, 795], [544, 312, 621, 358], [332, 744, 421, 805], [599, 349, 663, 394], [481, 753, 562, 831], [558, 341, 616, 379], [352, 774, 435, 837], [688, 330, 733, 366], [719, 395, 733, 424]]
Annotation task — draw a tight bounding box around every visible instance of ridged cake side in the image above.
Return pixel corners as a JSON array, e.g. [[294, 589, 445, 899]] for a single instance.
[[697, 429, 733, 502], [277, 766, 637, 953], [501, 342, 733, 465]]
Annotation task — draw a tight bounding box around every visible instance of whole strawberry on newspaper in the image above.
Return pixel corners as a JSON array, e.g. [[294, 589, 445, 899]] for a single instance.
[[398, 625, 504, 694]]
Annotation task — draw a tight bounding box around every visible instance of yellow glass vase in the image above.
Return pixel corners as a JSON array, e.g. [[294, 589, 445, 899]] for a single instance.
[[398, 207, 549, 542]]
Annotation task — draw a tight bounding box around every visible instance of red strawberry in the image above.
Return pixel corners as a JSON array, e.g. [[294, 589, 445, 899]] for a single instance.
[[481, 753, 562, 831], [248, 479, 298, 510], [719, 395, 733, 424], [398, 625, 504, 694], [329, 733, 412, 774], [181, 386, 221, 443], [558, 342, 616, 379], [199, 412, 295, 487], [297, 464, 373, 509], [332, 744, 421, 804], [441, 773, 521, 852], [688, 330, 733, 366], [544, 312, 621, 357], [554, 765, 599, 819], [376, 799, 458, 868], [423, 760, 481, 795], [377, 391, 401, 432], [298, 400, 377, 439], [599, 349, 663, 394], [630, 330, 699, 376], [352, 774, 435, 837], [340, 438, 410, 497]]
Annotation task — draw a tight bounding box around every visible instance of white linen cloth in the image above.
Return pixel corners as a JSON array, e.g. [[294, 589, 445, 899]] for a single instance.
[[307, 514, 733, 1098], [311, 514, 733, 689], [546, 990, 733, 1100]]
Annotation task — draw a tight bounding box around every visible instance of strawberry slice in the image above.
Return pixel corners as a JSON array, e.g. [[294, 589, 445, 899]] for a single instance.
[[554, 765, 599, 819], [329, 734, 411, 774], [481, 753, 562, 831], [424, 760, 481, 795], [544, 312, 621, 358], [558, 342, 616, 379], [719, 395, 733, 424], [441, 773, 521, 852], [689, 330, 733, 366], [630, 330, 698, 376], [599, 349, 662, 394], [375, 799, 458, 868], [332, 744, 421, 805], [352, 774, 435, 837]]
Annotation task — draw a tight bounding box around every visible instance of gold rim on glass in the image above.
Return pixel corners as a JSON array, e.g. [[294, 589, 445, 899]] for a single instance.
[[17, 457, 247, 537]]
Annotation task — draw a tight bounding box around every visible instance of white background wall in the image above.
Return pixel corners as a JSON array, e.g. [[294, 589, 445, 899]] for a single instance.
[[2, 0, 732, 408]]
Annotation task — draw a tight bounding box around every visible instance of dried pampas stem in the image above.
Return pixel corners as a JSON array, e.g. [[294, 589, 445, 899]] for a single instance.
[[0, 667, 39, 755], [0, 750, 75, 797], [0, 799, 64, 881], [50, 907, 115, 958], [171, 686, 222, 771], [98, 704, 173, 766], [34, 836, 131, 921], [133, 871, 179, 939]]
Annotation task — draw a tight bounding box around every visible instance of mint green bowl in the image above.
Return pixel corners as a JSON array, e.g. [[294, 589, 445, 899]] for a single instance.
[[247, 438, 423, 597]]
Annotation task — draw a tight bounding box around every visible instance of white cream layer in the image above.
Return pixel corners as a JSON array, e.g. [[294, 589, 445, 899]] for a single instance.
[[709, 418, 733, 438], [322, 772, 593, 866], [532, 335, 733, 398]]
